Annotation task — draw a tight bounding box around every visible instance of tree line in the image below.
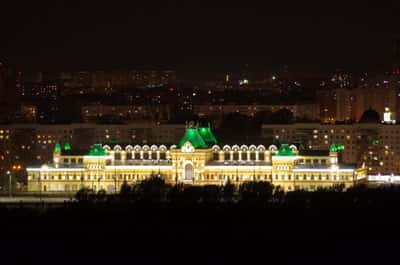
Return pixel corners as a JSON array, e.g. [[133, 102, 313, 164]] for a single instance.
[[74, 176, 400, 210]]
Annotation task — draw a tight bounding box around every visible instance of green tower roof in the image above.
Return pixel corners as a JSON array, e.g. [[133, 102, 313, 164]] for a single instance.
[[54, 143, 61, 152], [277, 144, 295, 156], [63, 142, 71, 151], [330, 143, 344, 152], [178, 128, 208, 149], [198, 127, 218, 146], [88, 144, 106, 156]]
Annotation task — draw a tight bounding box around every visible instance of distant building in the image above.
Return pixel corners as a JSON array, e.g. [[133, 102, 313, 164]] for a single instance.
[[0, 123, 185, 176], [81, 104, 171, 123], [194, 103, 320, 121], [0, 63, 20, 122], [60, 69, 176, 95], [262, 120, 400, 175]]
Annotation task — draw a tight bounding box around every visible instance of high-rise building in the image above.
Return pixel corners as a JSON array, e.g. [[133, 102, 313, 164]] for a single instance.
[[0, 63, 20, 122], [262, 119, 400, 175]]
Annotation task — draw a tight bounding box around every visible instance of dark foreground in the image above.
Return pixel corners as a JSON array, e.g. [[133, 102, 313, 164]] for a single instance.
[[1, 197, 400, 265]]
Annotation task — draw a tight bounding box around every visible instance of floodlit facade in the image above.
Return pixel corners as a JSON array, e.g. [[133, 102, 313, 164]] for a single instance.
[[27, 126, 367, 193]]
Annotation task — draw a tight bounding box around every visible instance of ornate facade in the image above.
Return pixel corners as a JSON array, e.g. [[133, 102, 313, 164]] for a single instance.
[[27, 127, 367, 193]]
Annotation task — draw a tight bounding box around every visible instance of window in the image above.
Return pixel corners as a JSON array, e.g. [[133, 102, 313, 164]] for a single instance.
[[213, 153, 219, 160], [259, 153, 265, 161], [224, 152, 230, 160]]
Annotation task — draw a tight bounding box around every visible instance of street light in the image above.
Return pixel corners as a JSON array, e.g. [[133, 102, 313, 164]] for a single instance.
[[6, 170, 11, 197]]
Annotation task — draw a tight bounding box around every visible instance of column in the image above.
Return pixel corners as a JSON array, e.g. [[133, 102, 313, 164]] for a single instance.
[[110, 151, 115, 165], [219, 151, 224, 161]]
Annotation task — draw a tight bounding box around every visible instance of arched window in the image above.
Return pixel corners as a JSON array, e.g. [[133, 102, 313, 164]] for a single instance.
[[213, 152, 219, 160], [159, 152, 166, 160], [134, 152, 141, 159], [185, 164, 193, 180], [224, 152, 230, 160]]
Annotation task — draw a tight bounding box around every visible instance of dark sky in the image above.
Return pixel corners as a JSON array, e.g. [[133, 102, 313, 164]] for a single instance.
[[2, 1, 400, 77]]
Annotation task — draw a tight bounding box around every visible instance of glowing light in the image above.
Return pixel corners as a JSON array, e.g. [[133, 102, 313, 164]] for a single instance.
[[63, 142, 71, 151], [239, 79, 249, 85]]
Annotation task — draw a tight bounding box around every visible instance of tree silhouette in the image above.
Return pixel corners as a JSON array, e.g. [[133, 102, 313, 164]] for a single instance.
[[75, 188, 95, 202], [222, 180, 236, 203], [201, 185, 221, 204], [133, 176, 169, 203], [119, 180, 132, 201], [239, 181, 273, 204]]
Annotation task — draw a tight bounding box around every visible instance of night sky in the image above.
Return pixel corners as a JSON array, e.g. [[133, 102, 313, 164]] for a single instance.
[[2, 1, 400, 77]]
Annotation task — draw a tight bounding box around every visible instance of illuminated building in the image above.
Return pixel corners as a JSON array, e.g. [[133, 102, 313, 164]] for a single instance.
[[60, 70, 176, 94], [26, 126, 366, 193], [194, 104, 319, 120], [0, 123, 185, 176], [383, 107, 396, 124], [262, 117, 400, 175], [81, 104, 171, 123]]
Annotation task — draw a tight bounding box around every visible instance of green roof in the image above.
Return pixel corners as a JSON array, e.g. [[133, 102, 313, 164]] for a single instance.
[[198, 127, 218, 146], [178, 126, 218, 149], [277, 144, 295, 156], [330, 144, 337, 152], [88, 144, 106, 156], [330, 143, 344, 152], [54, 143, 61, 152], [63, 142, 71, 151], [372, 139, 380, 145]]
